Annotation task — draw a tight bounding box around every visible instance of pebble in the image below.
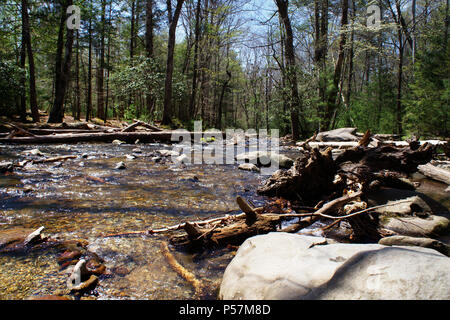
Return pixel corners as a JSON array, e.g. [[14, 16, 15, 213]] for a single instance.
[[115, 162, 126, 170]]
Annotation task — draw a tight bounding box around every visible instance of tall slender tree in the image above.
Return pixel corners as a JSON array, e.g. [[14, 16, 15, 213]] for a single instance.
[[162, 0, 186, 126], [275, 0, 305, 140], [21, 0, 39, 123], [48, 0, 75, 123]]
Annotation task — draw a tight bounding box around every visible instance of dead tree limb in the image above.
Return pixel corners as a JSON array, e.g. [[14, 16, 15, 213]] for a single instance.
[[160, 241, 206, 297]]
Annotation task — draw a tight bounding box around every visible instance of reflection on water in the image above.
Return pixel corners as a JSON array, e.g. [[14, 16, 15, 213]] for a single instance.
[[0, 142, 272, 300]]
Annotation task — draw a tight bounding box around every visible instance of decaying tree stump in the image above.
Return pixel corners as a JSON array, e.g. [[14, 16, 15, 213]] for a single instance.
[[259, 140, 434, 204], [257, 135, 436, 242], [257, 147, 337, 205]]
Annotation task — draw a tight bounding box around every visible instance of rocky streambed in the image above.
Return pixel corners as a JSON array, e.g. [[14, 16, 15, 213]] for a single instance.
[[0, 140, 282, 300], [0, 133, 449, 300]]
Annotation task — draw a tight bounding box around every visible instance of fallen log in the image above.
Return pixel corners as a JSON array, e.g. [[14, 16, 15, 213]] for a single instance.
[[132, 119, 163, 132], [169, 198, 282, 251], [0, 131, 175, 144], [417, 163, 450, 185], [296, 140, 445, 149], [27, 129, 106, 135], [121, 121, 144, 132], [280, 191, 363, 233], [1, 122, 36, 138], [0, 130, 224, 144]]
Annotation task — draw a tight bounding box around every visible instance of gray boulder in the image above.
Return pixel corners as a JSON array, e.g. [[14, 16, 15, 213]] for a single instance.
[[238, 163, 260, 173], [219, 233, 450, 300], [316, 128, 360, 142]]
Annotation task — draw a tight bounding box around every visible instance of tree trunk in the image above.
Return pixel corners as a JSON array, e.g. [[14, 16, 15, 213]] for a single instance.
[[445, 0, 449, 50], [48, 0, 74, 123], [275, 0, 305, 140], [97, 0, 106, 122], [86, 12, 93, 122], [145, 0, 155, 116], [21, 0, 39, 123], [314, 0, 328, 131], [395, 1, 404, 135], [324, 0, 348, 131], [74, 30, 81, 120], [19, 30, 27, 122], [162, 0, 185, 126], [344, 0, 355, 127], [130, 1, 136, 59], [188, 0, 202, 118]]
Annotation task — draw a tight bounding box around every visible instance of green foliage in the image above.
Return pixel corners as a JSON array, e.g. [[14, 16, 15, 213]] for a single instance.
[[404, 6, 450, 138], [111, 56, 165, 102], [346, 73, 397, 134], [0, 60, 24, 116]]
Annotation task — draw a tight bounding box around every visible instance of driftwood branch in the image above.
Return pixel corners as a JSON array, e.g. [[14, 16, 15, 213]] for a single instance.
[[160, 241, 206, 297], [417, 163, 450, 185]]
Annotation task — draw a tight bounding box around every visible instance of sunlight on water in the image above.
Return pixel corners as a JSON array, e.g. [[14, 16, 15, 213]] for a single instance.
[[0, 142, 272, 300]]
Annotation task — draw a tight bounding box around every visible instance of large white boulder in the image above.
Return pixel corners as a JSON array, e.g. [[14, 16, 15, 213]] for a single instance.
[[219, 233, 450, 300]]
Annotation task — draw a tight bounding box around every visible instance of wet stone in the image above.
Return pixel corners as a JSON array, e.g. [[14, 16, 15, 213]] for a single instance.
[[112, 266, 131, 277], [0, 227, 38, 253], [115, 162, 126, 170], [0, 161, 14, 173]]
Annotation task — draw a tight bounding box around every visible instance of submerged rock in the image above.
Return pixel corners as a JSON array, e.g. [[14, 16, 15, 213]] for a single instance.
[[219, 233, 450, 300], [115, 162, 126, 170], [0, 227, 45, 253], [238, 163, 260, 173], [0, 161, 13, 173]]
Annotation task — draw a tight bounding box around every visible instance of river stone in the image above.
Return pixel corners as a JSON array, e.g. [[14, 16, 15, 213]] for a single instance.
[[0, 227, 36, 252], [305, 246, 450, 300], [0, 161, 13, 173], [157, 149, 180, 157], [379, 235, 450, 257], [115, 161, 126, 170], [235, 151, 293, 169], [238, 163, 260, 173], [112, 139, 125, 145], [219, 232, 450, 300], [316, 128, 360, 142]]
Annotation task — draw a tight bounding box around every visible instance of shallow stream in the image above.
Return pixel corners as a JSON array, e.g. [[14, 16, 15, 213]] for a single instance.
[[0, 142, 448, 300]]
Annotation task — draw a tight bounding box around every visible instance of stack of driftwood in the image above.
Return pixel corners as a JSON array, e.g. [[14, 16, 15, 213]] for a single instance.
[[105, 130, 440, 251], [0, 120, 165, 144]]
